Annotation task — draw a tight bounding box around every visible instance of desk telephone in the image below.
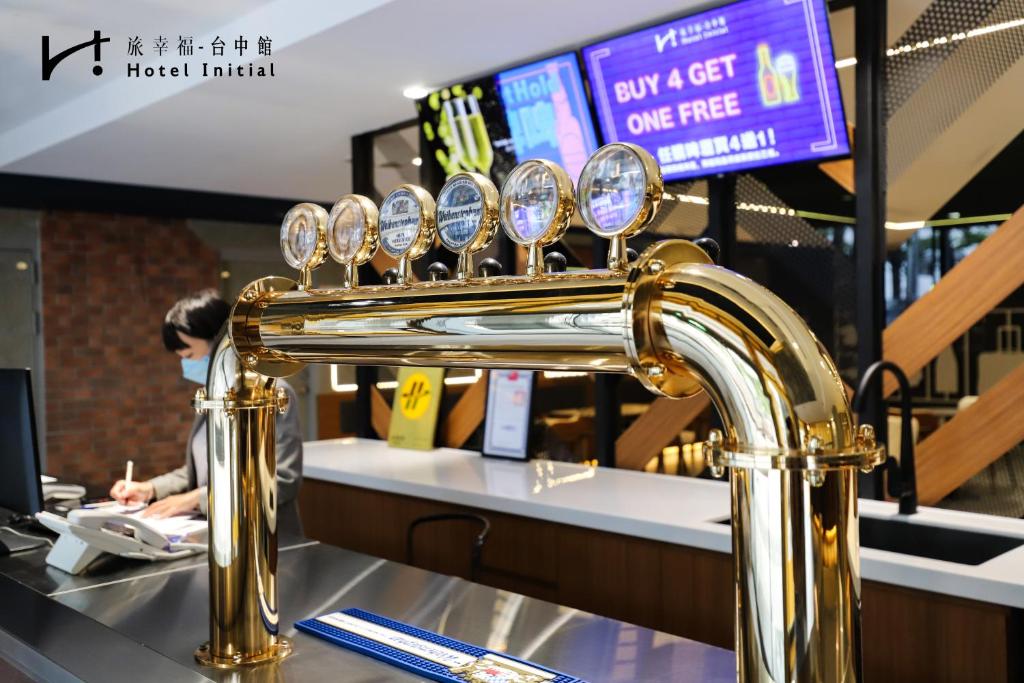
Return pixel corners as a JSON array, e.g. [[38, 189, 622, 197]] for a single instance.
[[36, 504, 207, 574]]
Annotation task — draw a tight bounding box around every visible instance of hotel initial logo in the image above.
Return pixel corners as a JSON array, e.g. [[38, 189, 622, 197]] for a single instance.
[[40, 31, 276, 81]]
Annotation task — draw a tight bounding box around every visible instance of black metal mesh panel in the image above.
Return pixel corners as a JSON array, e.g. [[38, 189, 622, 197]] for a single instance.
[[732, 176, 857, 377], [886, 0, 1024, 177], [648, 180, 706, 238], [886, 0, 1003, 116], [735, 176, 830, 247]]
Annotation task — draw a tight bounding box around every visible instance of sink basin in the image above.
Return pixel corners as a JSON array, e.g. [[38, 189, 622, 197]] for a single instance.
[[858, 516, 1023, 565], [715, 516, 1024, 565]]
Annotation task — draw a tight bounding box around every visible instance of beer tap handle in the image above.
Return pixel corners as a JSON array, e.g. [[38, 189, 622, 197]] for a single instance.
[[280, 203, 329, 290], [498, 159, 574, 277], [378, 184, 436, 285], [326, 194, 379, 289], [435, 172, 499, 280], [577, 143, 664, 272]]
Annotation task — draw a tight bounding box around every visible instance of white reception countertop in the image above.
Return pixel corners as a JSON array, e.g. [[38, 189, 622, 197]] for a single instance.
[[303, 438, 1024, 609]]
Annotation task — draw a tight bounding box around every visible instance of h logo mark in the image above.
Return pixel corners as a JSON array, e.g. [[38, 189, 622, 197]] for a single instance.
[[42, 30, 109, 80]]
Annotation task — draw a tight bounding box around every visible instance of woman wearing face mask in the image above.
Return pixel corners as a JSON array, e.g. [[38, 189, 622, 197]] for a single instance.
[[109, 289, 304, 536]]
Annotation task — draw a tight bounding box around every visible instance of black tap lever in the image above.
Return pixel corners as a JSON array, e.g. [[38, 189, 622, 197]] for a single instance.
[[543, 251, 567, 274], [477, 258, 503, 278], [852, 360, 918, 515], [693, 237, 720, 264], [427, 262, 450, 282]]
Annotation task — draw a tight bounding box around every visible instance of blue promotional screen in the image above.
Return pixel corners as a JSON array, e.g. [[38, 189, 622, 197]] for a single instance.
[[418, 53, 598, 185], [582, 0, 849, 181]]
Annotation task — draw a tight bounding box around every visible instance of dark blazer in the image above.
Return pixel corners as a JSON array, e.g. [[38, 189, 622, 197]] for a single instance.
[[149, 379, 304, 538]]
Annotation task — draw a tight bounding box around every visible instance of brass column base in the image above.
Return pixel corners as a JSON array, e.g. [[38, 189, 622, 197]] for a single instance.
[[194, 637, 292, 669]]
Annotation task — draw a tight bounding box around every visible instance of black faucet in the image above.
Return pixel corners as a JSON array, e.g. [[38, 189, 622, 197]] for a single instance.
[[852, 360, 918, 515]]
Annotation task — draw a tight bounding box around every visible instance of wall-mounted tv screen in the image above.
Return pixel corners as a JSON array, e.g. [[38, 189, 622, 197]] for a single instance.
[[582, 0, 849, 182], [417, 52, 599, 186]]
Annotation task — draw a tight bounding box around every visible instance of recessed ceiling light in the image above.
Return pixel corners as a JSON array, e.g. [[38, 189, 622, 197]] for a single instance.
[[402, 85, 430, 99], [411, 157, 422, 167]]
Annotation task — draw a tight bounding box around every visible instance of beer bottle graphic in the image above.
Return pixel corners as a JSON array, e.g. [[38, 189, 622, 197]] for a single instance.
[[757, 44, 782, 107], [546, 62, 589, 180]]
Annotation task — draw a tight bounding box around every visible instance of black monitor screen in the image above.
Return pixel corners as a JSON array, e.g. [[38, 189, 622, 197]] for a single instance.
[[416, 52, 599, 186], [0, 369, 43, 516], [582, 0, 849, 181]]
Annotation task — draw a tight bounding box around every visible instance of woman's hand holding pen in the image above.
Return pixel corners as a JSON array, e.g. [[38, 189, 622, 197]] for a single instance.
[[110, 480, 154, 505]]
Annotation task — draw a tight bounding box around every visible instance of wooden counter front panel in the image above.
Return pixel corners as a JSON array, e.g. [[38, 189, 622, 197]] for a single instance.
[[300, 478, 1019, 681]]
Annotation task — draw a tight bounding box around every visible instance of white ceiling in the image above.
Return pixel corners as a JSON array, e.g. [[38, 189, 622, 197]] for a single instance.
[[2, 0, 1019, 225], [0, 0, 720, 202]]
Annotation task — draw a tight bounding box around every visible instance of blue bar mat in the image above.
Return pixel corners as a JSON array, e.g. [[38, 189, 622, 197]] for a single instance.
[[295, 607, 586, 683]]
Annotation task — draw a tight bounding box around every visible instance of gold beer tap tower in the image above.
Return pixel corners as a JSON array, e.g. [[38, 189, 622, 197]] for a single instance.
[[195, 143, 885, 681]]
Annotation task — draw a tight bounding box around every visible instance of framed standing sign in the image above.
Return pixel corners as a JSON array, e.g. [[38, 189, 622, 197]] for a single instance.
[[482, 370, 535, 460]]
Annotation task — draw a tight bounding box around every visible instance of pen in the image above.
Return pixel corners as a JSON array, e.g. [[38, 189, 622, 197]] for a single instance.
[[125, 460, 134, 486]]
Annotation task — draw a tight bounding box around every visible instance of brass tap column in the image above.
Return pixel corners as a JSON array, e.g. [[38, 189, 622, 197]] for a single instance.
[[193, 335, 291, 667], [234, 243, 882, 682], [209, 146, 884, 680]]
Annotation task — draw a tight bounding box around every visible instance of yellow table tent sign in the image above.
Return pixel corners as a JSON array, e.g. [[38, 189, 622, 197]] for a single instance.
[[388, 367, 445, 450]]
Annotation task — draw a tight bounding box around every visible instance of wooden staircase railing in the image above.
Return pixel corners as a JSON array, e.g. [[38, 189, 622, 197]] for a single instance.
[[880, 205, 1024, 502], [880, 205, 1024, 397], [915, 362, 1024, 505], [439, 372, 488, 448], [616, 394, 710, 470]]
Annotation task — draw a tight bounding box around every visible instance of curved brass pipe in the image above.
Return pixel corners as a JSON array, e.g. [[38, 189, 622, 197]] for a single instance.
[[655, 260, 856, 454], [650, 260, 876, 682]]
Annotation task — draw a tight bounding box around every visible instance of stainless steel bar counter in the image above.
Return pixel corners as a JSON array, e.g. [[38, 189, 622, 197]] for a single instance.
[[0, 537, 734, 682]]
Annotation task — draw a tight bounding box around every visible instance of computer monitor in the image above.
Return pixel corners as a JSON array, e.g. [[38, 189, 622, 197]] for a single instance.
[[0, 368, 44, 517]]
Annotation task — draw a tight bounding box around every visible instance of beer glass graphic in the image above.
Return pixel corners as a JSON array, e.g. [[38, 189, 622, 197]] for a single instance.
[[443, 93, 494, 177], [775, 52, 800, 103]]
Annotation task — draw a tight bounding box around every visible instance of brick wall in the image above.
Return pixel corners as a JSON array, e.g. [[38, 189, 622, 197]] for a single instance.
[[41, 211, 220, 489]]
